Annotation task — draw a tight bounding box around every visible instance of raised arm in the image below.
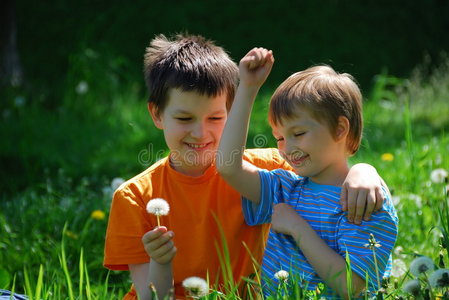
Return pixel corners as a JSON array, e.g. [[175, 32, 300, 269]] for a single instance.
[[216, 48, 274, 203]]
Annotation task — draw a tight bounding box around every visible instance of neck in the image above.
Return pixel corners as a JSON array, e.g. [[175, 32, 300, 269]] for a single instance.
[[310, 159, 350, 187], [169, 155, 212, 177]]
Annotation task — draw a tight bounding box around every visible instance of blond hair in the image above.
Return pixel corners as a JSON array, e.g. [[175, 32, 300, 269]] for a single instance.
[[269, 65, 363, 154]]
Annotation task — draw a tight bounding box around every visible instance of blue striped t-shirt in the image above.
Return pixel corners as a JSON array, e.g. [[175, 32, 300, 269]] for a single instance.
[[242, 169, 398, 298]]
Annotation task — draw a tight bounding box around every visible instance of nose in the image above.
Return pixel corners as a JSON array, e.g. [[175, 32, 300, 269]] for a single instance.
[[190, 120, 207, 139]]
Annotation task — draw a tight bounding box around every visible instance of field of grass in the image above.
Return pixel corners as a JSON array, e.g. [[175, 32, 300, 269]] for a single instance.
[[1, 56, 449, 299]]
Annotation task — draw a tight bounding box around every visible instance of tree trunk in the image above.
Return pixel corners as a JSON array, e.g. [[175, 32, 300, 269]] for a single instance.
[[1, 0, 23, 87]]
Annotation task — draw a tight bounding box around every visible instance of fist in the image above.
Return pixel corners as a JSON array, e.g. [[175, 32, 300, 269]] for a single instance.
[[142, 226, 177, 265]]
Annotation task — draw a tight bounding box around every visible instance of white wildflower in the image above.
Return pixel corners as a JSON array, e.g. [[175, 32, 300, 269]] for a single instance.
[[76, 81, 89, 95], [407, 194, 422, 208], [428, 268, 449, 288], [431, 168, 448, 183], [402, 279, 421, 296], [146, 198, 170, 227], [391, 195, 401, 206], [391, 259, 407, 278], [146, 198, 170, 216], [111, 177, 125, 191], [182, 276, 208, 297], [410, 256, 435, 277], [274, 270, 289, 281]]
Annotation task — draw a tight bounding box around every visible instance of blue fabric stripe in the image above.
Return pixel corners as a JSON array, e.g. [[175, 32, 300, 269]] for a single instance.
[[241, 169, 398, 297]]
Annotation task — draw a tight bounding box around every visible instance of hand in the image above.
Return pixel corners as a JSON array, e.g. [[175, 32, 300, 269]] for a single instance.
[[271, 203, 303, 236], [239, 47, 274, 88], [142, 226, 177, 265], [340, 163, 385, 224]]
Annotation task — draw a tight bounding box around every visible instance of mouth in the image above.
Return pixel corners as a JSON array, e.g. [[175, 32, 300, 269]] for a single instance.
[[185, 142, 211, 150], [290, 154, 309, 166]]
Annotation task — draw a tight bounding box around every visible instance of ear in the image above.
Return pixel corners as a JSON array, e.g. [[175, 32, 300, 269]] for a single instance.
[[335, 116, 350, 142], [148, 103, 163, 129]]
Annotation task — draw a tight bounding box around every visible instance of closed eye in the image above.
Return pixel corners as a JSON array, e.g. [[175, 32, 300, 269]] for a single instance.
[[294, 132, 306, 137], [176, 117, 192, 121], [209, 117, 224, 121]]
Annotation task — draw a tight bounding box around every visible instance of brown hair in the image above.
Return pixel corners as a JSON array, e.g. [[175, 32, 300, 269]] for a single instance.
[[269, 65, 363, 154], [143, 33, 239, 114]]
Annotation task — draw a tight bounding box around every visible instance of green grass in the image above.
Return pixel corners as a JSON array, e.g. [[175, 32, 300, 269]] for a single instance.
[[1, 57, 449, 298]]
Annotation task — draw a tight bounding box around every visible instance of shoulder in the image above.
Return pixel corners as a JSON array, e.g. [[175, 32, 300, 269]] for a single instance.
[[113, 157, 169, 201], [243, 148, 292, 171], [259, 168, 304, 189]]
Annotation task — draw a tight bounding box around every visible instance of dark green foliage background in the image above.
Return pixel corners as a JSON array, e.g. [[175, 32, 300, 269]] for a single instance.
[[17, 0, 449, 97], [2, 0, 449, 193]]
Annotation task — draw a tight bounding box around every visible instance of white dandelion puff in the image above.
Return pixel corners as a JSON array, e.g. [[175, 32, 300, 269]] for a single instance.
[[391, 195, 401, 206], [146, 198, 170, 226], [182, 276, 208, 298], [111, 177, 125, 191], [429, 268, 449, 288], [407, 194, 422, 208], [274, 270, 289, 281], [402, 279, 421, 296], [410, 256, 435, 277], [75, 81, 89, 95], [431, 168, 448, 183], [391, 259, 407, 278]]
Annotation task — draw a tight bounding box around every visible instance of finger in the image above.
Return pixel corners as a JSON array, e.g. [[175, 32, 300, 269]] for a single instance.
[[142, 226, 167, 244], [346, 188, 357, 223], [156, 246, 177, 264], [143, 231, 174, 252], [363, 189, 376, 221], [151, 239, 175, 259], [374, 186, 384, 211], [354, 189, 368, 225], [340, 185, 348, 211]]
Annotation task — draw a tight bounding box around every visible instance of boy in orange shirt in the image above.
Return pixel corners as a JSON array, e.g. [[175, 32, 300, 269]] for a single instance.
[[104, 33, 388, 300]]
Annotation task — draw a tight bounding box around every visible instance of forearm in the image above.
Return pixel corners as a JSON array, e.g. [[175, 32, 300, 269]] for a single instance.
[[291, 219, 365, 298], [216, 84, 259, 176], [148, 261, 174, 300], [131, 262, 173, 300]]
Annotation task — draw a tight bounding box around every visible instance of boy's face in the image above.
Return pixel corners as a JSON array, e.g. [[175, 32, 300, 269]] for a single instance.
[[272, 109, 348, 184], [149, 88, 228, 176]]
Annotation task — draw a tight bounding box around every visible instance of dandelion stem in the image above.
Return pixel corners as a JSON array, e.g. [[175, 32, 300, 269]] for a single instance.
[[157, 216, 160, 227]]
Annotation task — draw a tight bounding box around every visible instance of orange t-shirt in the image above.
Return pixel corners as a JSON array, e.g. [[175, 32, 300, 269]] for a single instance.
[[104, 148, 291, 299]]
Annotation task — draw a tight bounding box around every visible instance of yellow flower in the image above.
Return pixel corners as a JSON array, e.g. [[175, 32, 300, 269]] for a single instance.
[[91, 210, 105, 220], [381, 153, 394, 161], [65, 230, 79, 240]]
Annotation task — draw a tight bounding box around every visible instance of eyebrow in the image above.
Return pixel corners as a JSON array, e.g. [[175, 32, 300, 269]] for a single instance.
[[171, 109, 227, 115]]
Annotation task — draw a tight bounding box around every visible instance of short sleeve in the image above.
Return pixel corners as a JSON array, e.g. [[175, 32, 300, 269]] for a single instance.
[[242, 169, 298, 226], [104, 186, 154, 270], [336, 190, 398, 290]]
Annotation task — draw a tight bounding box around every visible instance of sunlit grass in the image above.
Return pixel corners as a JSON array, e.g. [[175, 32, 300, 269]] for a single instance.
[[1, 56, 448, 298]]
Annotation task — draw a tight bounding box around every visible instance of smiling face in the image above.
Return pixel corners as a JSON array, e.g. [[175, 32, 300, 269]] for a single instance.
[[150, 88, 228, 176], [272, 108, 350, 185]]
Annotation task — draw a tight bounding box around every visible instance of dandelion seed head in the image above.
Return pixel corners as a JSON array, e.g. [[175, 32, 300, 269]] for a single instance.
[[431, 168, 448, 183], [274, 270, 289, 281], [407, 193, 422, 208], [429, 268, 449, 288], [410, 256, 435, 276], [76, 81, 89, 95], [146, 198, 170, 216], [402, 279, 421, 296], [182, 276, 208, 297], [111, 177, 125, 191], [391, 195, 401, 206], [391, 259, 407, 278]]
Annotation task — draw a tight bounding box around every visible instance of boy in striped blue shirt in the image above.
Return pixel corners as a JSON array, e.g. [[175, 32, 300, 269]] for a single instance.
[[216, 48, 398, 299]]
